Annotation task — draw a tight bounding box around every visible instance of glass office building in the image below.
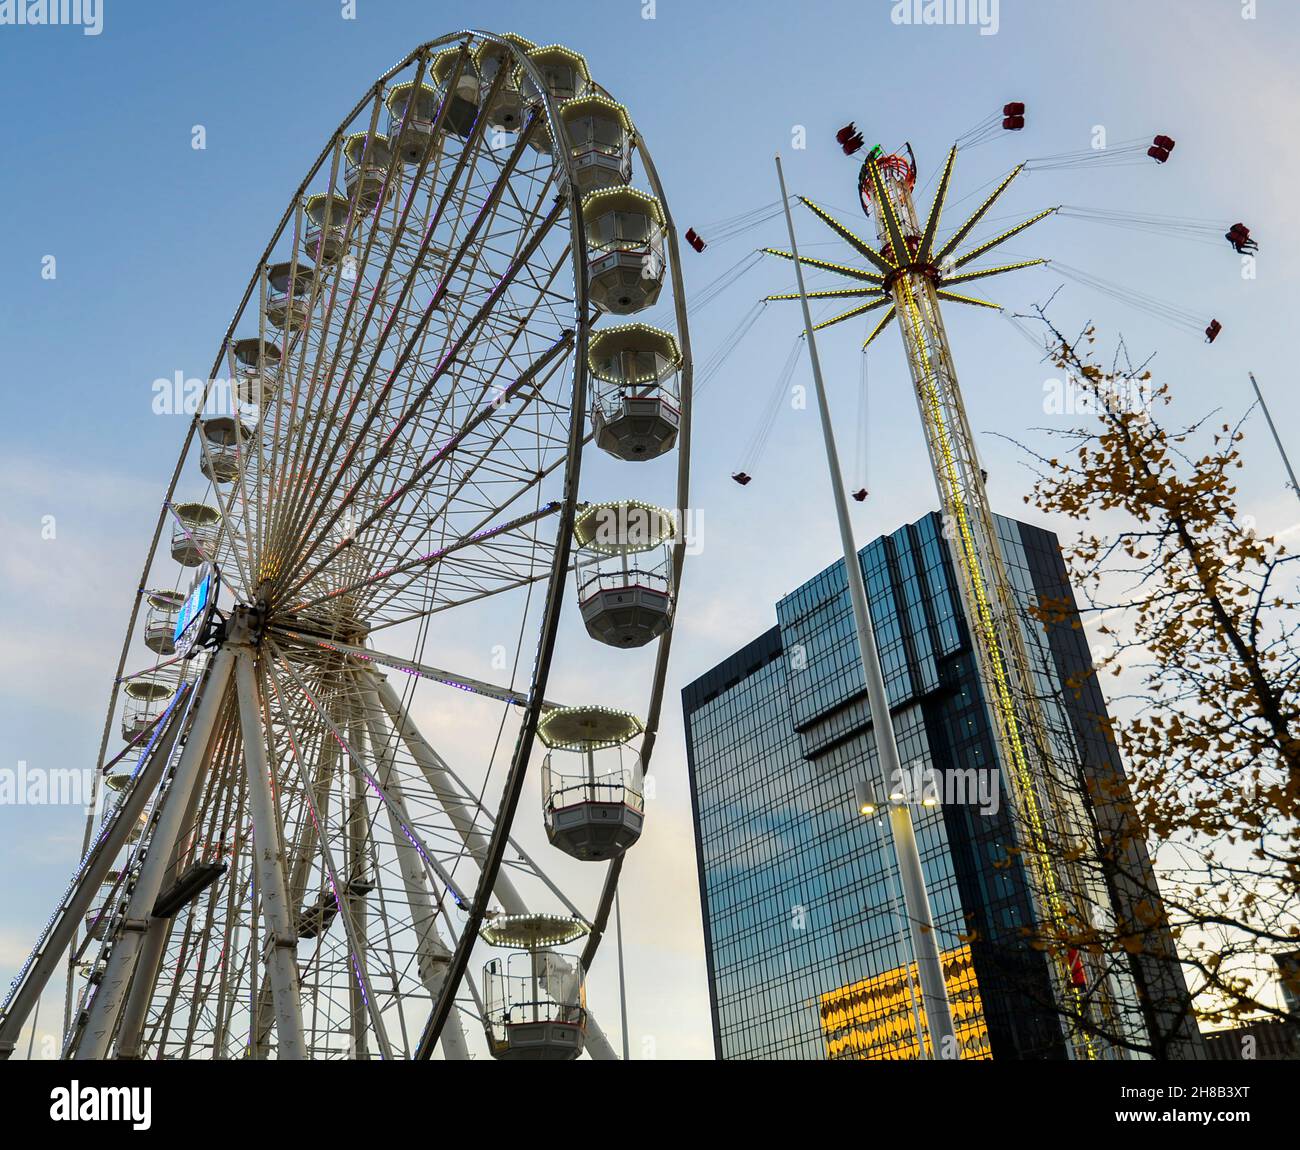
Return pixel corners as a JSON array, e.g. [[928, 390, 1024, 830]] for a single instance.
[[683, 512, 1200, 1060]]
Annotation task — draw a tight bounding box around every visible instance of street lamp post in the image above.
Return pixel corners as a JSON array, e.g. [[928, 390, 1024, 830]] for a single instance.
[[777, 153, 959, 1058], [856, 780, 929, 1059]]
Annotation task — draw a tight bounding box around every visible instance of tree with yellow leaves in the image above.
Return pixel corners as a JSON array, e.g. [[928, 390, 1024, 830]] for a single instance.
[[1005, 312, 1299, 1055]]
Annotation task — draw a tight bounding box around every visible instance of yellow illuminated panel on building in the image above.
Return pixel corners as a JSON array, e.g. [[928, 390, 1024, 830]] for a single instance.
[[819, 944, 991, 1060]]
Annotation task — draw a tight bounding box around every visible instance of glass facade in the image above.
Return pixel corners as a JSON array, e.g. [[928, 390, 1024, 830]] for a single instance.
[[683, 512, 1190, 1060]]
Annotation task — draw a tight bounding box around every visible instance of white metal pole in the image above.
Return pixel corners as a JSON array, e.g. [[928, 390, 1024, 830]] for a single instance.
[[234, 646, 307, 1059], [776, 153, 959, 1057], [373, 674, 530, 915], [615, 888, 630, 1061], [75, 650, 235, 1059], [877, 814, 928, 1058], [1248, 372, 1300, 505], [358, 675, 468, 1060]]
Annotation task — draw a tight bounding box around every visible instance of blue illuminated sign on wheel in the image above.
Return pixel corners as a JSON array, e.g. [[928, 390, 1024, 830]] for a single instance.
[[174, 564, 218, 654]]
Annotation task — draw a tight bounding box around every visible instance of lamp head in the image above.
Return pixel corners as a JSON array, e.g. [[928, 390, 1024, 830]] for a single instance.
[[854, 779, 879, 817]]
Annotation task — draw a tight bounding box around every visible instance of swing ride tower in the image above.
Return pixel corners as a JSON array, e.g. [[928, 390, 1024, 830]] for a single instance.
[[767, 147, 1117, 1059]]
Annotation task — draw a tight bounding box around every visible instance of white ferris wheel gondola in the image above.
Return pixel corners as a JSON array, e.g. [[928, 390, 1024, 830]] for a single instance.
[[560, 93, 634, 194], [230, 336, 280, 408], [342, 130, 394, 212], [587, 323, 682, 460], [538, 706, 647, 861], [196, 416, 247, 485], [582, 186, 667, 315], [264, 260, 315, 333], [302, 193, 353, 266], [429, 46, 482, 137], [142, 589, 185, 654], [168, 501, 220, 567], [474, 33, 536, 134], [572, 500, 676, 647]]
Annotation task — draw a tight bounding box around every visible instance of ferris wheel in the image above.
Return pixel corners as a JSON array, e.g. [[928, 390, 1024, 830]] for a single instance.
[[0, 29, 692, 1061]]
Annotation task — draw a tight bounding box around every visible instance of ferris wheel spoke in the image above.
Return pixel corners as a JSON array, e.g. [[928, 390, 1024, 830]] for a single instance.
[[266, 138, 357, 541], [355, 417, 589, 626], [287, 330, 575, 602], [268, 627, 558, 711], [261, 659, 401, 1058], [287, 498, 561, 621], [260, 48, 463, 551], [346, 224, 574, 561], [266, 157, 572, 618], [367, 568, 557, 635], [267, 106, 546, 580], [322, 353, 577, 615], [265, 643, 472, 906], [392, 132, 565, 442], [274, 190, 567, 602]]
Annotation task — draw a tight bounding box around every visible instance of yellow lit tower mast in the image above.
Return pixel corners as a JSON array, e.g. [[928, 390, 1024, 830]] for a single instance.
[[768, 146, 1109, 1059]]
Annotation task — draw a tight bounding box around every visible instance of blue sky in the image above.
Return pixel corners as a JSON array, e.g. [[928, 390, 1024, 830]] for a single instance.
[[2, 0, 1298, 1058]]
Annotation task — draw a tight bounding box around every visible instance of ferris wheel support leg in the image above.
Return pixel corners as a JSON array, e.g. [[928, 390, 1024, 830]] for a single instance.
[[0, 687, 192, 1061], [251, 711, 342, 1057], [373, 675, 527, 915], [345, 705, 374, 1060], [255, 657, 394, 1060], [584, 1010, 620, 1061], [74, 649, 236, 1060], [356, 677, 469, 1060], [438, 1008, 471, 1061], [234, 645, 307, 1060], [116, 730, 215, 1059], [358, 677, 463, 1008], [111, 917, 173, 1059]]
